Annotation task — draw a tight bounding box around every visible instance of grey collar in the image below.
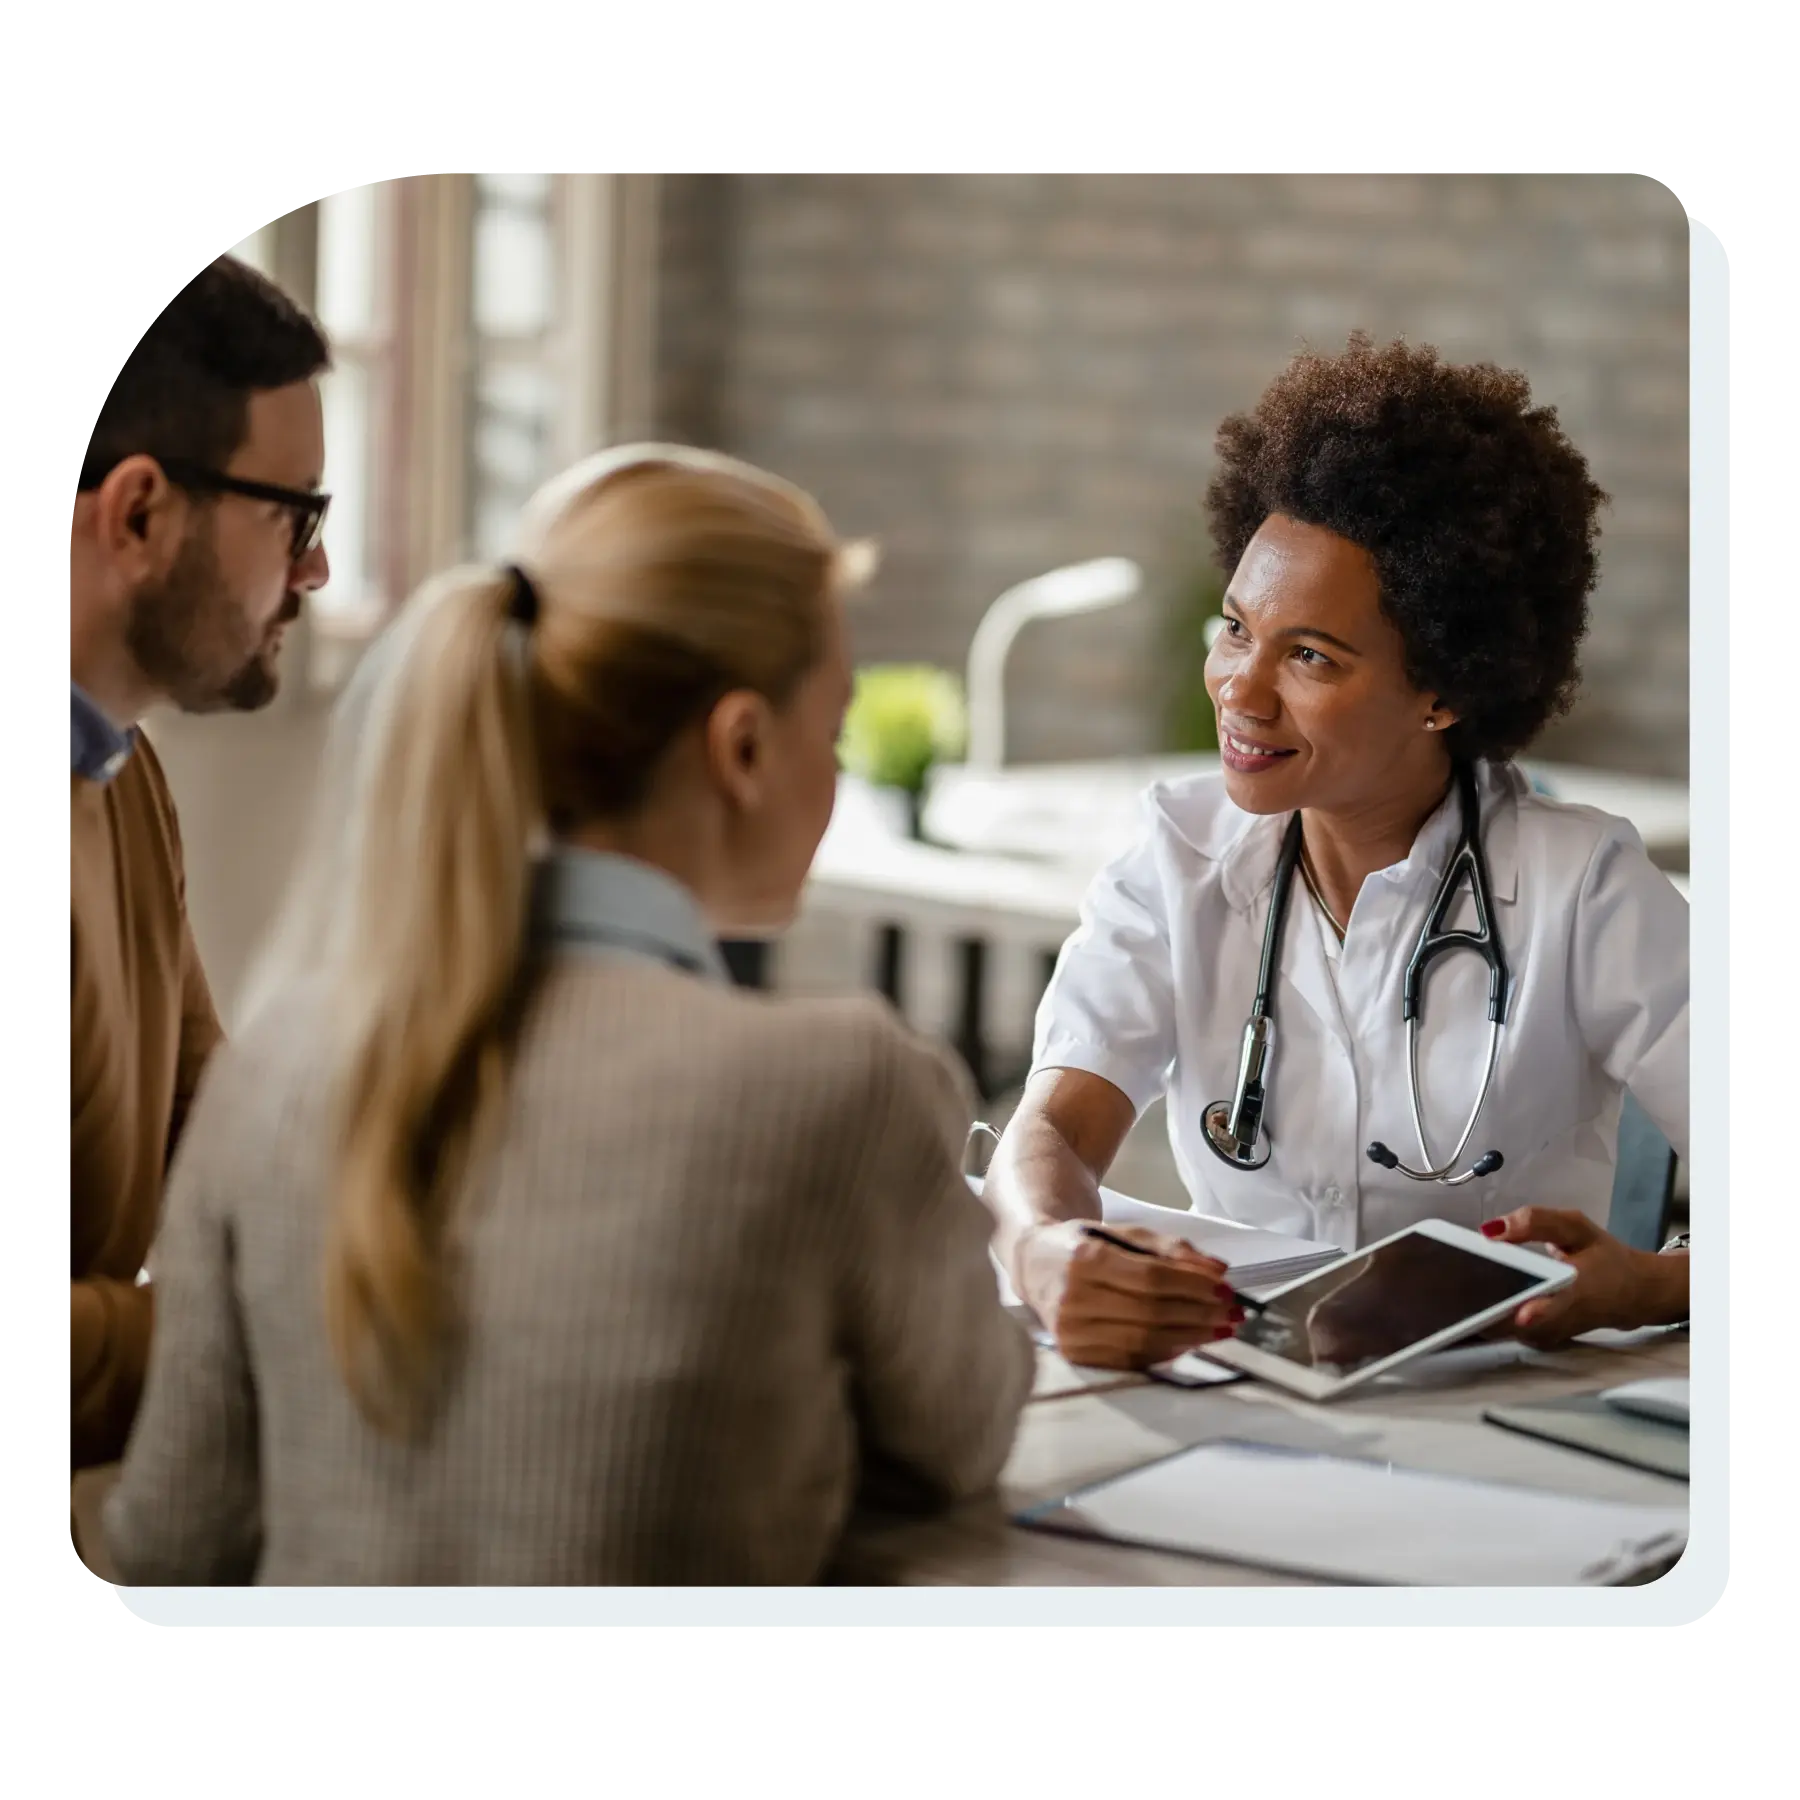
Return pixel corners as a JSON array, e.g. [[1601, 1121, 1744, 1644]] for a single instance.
[[531, 849, 732, 984], [71, 683, 136, 784]]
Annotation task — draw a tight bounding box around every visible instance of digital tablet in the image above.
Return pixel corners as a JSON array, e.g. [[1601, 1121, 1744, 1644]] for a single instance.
[[1201, 1218, 1574, 1401]]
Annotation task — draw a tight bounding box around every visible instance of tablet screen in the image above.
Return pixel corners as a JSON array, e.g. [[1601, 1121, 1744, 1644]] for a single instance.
[[1233, 1229, 1544, 1378]]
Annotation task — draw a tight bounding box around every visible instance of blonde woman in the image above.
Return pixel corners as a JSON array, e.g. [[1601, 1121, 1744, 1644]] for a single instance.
[[103, 445, 1033, 1585]]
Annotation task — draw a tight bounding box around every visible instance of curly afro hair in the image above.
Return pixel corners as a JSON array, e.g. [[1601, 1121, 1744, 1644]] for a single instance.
[[1203, 332, 1608, 762]]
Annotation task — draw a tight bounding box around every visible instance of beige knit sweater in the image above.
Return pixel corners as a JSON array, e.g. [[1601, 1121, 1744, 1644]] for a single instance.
[[103, 955, 1033, 1584]]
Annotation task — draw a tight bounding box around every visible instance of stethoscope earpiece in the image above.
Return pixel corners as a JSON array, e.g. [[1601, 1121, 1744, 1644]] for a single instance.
[[1366, 1140, 1502, 1186]]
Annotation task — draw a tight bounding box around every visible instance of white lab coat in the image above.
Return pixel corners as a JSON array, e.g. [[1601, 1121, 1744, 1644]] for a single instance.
[[1032, 760, 1689, 1251]]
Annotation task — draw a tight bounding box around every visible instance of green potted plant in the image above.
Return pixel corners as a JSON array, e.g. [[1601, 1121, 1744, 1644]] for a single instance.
[[837, 663, 969, 839]]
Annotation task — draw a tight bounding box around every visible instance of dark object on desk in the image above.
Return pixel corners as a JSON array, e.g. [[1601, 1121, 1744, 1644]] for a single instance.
[[1079, 1223, 1268, 1313], [719, 940, 770, 989], [1482, 1394, 1689, 1482]]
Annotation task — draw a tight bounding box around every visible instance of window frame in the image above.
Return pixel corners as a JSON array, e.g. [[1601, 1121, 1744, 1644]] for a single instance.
[[233, 189, 402, 686], [232, 174, 662, 692]]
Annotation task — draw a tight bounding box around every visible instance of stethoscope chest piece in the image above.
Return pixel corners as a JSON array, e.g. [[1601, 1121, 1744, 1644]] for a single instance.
[[1202, 1098, 1272, 1170]]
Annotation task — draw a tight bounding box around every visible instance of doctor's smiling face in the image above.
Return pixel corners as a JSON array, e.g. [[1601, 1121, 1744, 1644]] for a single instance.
[[1204, 512, 1457, 819]]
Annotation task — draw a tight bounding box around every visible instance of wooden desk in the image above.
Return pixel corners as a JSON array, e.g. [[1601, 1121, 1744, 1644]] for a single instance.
[[838, 1331, 1690, 1585]]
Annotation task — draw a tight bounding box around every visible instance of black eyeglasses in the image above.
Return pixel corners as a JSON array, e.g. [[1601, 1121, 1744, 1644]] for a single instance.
[[79, 454, 331, 562]]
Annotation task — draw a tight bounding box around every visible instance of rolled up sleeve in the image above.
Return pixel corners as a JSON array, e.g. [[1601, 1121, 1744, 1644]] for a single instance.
[[1031, 806, 1177, 1117], [1571, 823, 1690, 1166]]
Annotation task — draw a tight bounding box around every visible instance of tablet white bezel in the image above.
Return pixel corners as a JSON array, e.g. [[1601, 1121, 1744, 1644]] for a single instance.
[[1201, 1217, 1575, 1402]]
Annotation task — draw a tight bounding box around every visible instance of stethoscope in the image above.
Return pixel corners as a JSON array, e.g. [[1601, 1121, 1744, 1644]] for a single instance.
[[1201, 760, 1510, 1187]]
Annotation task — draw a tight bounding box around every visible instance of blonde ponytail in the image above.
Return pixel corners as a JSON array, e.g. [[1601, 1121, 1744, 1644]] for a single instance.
[[248, 443, 867, 1437], [321, 566, 540, 1434]]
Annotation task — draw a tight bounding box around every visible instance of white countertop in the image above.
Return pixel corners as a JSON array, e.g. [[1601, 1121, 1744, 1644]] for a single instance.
[[806, 768, 1689, 944], [922, 754, 1689, 870]]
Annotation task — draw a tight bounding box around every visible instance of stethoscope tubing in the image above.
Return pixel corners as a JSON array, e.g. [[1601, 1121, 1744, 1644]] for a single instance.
[[1203, 761, 1508, 1185]]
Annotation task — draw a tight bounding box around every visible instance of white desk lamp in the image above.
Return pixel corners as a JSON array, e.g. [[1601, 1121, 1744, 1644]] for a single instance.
[[962, 556, 1143, 771]]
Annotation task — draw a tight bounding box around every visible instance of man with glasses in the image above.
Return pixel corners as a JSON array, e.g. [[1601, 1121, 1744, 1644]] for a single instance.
[[71, 254, 331, 1534]]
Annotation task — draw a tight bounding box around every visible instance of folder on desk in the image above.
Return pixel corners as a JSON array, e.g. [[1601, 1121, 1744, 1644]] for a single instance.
[[1016, 1438, 1688, 1585], [1482, 1395, 1689, 1482]]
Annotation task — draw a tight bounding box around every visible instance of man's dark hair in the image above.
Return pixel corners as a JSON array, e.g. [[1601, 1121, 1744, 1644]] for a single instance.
[[79, 253, 331, 489], [1204, 331, 1608, 763]]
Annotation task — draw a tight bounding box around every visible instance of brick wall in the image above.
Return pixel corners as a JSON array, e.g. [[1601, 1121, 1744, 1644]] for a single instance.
[[652, 172, 1691, 1184], [654, 174, 1689, 777]]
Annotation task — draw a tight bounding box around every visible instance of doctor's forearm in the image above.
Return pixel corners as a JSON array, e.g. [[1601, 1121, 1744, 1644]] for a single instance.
[[984, 1071, 1133, 1278], [986, 1113, 1100, 1286]]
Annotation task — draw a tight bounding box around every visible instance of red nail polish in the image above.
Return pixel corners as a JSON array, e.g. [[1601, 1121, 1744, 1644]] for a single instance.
[[1229, 1307, 1247, 1323], [1480, 1220, 1505, 1238], [1213, 1325, 1236, 1340]]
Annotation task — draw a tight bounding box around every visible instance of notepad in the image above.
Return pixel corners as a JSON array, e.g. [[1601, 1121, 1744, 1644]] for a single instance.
[[969, 1175, 1343, 1305], [1018, 1439, 1688, 1585]]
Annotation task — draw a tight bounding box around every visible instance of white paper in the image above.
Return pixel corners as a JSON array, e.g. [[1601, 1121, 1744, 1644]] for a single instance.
[[1039, 1440, 1687, 1585], [971, 1175, 1341, 1307], [1147, 1352, 1247, 1387]]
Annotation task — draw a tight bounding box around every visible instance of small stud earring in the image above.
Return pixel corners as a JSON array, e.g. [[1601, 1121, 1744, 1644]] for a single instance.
[[1424, 718, 1438, 730]]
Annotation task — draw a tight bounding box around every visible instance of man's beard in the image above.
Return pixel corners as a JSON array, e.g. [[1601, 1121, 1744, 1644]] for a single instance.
[[124, 524, 296, 715]]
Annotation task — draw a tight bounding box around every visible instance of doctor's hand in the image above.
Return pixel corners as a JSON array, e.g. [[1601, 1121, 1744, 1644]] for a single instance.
[[1013, 1220, 1242, 1370], [1481, 1208, 1689, 1347]]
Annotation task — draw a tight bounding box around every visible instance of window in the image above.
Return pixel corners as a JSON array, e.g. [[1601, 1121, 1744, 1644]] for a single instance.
[[311, 183, 398, 628], [467, 174, 563, 562], [460, 173, 660, 559], [227, 176, 657, 685], [230, 192, 398, 635]]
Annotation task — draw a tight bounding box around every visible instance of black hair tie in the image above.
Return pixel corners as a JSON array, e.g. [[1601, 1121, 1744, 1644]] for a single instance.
[[503, 562, 541, 629]]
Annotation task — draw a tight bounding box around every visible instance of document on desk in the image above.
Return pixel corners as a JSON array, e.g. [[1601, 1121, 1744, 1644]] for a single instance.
[[968, 1175, 1342, 1306], [1018, 1439, 1688, 1585], [1483, 1395, 1690, 1481]]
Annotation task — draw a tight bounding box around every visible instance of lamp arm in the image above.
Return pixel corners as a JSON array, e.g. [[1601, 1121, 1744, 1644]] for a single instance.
[[964, 590, 1033, 772]]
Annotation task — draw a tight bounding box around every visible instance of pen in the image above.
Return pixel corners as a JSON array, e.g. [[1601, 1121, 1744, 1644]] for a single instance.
[[1079, 1223, 1268, 1312]]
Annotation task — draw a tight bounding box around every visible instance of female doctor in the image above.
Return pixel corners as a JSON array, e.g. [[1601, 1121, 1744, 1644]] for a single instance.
[[985, 333, 1690, 1369]]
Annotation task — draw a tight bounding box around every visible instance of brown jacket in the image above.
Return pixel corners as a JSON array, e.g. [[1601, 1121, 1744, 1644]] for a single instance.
[[71, 735, 221, 1470]]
